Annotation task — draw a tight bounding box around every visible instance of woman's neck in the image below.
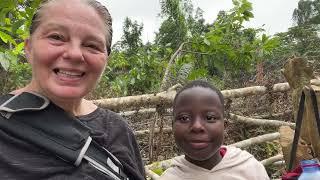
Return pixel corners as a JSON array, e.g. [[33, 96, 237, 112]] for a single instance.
[[14, 84, 97, 116]]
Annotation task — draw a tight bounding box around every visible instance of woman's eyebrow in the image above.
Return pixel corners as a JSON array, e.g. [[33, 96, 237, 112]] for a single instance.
[[42, 23, 68, 31], [86, 35, 106, 46]]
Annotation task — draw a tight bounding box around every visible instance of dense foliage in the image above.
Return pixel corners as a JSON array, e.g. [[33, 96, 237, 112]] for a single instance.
[[0, 0, 40, 93], [1, 0, 319, 97]]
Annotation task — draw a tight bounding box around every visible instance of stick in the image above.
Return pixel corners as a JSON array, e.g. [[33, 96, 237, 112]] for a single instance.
[[229, 113, 295, 128], [230, 132, 280, 148], [260, 154, 284, 166]]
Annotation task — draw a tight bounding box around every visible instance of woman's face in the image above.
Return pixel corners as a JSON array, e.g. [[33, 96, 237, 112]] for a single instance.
[[173, 87, 224, 165], [25, 0, 108, 100]]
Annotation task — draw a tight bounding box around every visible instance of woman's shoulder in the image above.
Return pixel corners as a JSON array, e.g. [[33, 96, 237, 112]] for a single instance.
[[0, 94, 14, 104], [79, 107, 127, 123], [78, 107, 133, 137]]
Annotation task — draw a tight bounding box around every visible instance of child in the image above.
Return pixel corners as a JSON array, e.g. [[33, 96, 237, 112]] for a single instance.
[[159, 80, 270, 180]]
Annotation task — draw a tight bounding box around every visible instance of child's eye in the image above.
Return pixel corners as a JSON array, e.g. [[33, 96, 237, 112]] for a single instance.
[[206, 114, 218, 122], [177, 115, 191, 123]]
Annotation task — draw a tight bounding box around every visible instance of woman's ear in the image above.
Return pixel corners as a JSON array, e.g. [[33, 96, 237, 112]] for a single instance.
[[24, 38, 32, 64]]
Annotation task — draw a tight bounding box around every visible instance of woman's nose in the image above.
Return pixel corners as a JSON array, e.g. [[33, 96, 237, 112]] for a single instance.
[[63, 42, 84, 62]]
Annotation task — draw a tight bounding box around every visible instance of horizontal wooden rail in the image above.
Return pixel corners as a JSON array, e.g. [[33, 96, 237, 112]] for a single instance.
[[229, 113, 295, 128], [92, 80, 310, 111]]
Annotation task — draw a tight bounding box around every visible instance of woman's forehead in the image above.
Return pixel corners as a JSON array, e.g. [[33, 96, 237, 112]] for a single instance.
[[36, 1, 107, 36]]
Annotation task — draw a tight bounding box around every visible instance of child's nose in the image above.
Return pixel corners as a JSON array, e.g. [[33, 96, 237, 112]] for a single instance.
[[190, 118, 205, 133]]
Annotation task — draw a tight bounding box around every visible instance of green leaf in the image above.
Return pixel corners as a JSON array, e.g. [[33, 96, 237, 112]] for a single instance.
[[0, 0, 15, 9], [12, 19, 25, 33], [0, 52, 10, 71], [188, 68, 208, 80], [5, 18, 11, 25], [261, 34, 268, 43], [13, 42, 25, 55], [130, 78, 135, 85], [0, 30, 16, 44], [203, 38, 211, 46], [0, 26, 11, 32], [152, 168, 164, 176]]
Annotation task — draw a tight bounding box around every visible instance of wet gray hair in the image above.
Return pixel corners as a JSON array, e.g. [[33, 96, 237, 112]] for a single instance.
[[29, 0, 113, 55]]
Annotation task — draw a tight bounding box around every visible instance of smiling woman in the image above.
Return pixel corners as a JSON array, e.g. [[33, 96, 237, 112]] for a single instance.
[[0, 0, 145, 179], [159, 80, 270, 180]]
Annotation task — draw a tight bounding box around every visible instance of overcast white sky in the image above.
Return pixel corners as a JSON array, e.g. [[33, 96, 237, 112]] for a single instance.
[[98, 0, 301, 44]]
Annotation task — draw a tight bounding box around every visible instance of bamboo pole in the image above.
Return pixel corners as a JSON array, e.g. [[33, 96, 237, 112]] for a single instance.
[[229, 113, 295, 128]]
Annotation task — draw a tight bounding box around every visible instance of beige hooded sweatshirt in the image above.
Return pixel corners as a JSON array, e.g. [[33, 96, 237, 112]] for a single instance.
[[159, 146, 270, 180]]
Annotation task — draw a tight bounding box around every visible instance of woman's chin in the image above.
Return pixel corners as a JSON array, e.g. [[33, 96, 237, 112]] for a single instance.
[[46, 87, 88, 100]]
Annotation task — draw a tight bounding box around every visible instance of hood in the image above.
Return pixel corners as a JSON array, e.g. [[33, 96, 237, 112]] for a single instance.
[[171, 146, 254, 175]]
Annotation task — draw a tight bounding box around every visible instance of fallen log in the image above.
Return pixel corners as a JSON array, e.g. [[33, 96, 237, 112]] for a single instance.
[[251, 110, 292, 119], [121, 108, 291, 119], [133, 113, 294, 136], [135, 127, 172, 136], [273, 160, 285, 167], [260, 154, 284, 166], [92, 86, 178, 111], [229, 132, 280, 148], [119, 108, 173, 117], [229, 113, 295, 128], [92, 80, 317, 111]]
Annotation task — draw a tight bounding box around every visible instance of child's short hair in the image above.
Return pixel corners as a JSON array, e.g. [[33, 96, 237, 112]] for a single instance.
[[173, 80, 224, 112]]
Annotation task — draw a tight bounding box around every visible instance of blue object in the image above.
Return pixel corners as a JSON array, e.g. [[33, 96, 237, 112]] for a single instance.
[[298, 160, 320, 180]]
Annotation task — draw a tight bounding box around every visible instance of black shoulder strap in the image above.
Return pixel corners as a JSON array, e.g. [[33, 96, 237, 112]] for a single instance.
[[0, 92, 129, 180], [310, 87, 320, 137], [288, 86, 320, 171]]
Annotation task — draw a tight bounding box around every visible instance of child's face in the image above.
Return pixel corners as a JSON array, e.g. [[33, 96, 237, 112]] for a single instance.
[[173, 86, 224, 163]]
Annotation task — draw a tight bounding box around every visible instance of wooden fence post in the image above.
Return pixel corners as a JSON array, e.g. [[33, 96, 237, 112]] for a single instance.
[[281, 57, 315, 168]]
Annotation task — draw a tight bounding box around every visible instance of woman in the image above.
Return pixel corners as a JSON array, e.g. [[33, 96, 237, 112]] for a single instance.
[[159, 80, 269, 180], [0, 0, 145, 179]]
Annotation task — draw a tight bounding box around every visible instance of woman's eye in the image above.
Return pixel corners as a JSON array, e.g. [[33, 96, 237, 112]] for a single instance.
[[85, 43, 103, 52], [48, 34, 64, 41], [87, 44, 99, 50]]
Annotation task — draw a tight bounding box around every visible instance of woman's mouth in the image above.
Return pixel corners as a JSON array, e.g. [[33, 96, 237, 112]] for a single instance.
[[53, 68, 85, 78]]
